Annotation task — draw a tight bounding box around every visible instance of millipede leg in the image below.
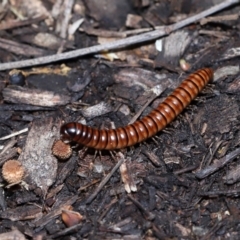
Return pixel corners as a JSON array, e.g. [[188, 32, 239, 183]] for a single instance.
[[109, 150, 118, 162], [93, 150, 101, 160]]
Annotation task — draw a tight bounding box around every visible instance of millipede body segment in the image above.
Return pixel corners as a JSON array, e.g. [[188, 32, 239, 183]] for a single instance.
[[60, 68, 213, 150]]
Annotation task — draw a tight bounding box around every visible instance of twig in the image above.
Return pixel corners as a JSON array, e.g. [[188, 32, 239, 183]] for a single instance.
[[60, 0, 74, 38], [195, 147, 240, 179], [198, 188, 240, 197], [81, 27, 153, 38], [85, 152, 125, 204], [0, 138, 17, 155], [0, 37, 46, 57], [128, 194, 155, 220], [161, 0, 239, 32], [0, 0, 238, 71], [0, 15, 46, 31], [0, 128, 28, 141], [200, 13, 239, 25]]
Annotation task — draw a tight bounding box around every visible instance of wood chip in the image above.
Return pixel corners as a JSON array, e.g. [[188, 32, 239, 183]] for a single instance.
[[18, 117, 60, 194], [81, 102, 112, 119], [3, 86, 70, 107], [155, 30, 193, 67], [120, 160, 137, 193]]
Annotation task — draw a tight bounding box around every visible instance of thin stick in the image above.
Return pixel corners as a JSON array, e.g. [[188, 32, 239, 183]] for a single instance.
[[0, 128, 28, 140], [195, 147, 240, 179], [60, 0, 74, 38], [85, 152, 125, 204], [0, 0, 238, 71]]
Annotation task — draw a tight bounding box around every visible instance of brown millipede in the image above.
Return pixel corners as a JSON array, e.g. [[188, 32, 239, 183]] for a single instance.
[[60, 68, 213, 150]]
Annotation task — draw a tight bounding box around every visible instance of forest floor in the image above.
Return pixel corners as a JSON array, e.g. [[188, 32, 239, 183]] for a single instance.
[[1, 0, 240, 239]]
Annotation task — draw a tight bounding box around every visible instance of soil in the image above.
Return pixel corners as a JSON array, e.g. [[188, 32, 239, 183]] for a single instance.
[[0, 0, 240, 239]]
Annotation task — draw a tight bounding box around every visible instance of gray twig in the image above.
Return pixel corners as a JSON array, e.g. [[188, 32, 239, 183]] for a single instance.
[[0, 0, 238, 71]]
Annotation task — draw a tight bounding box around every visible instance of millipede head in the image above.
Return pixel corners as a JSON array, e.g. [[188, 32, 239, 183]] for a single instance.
[[60, 122, 78, 143]]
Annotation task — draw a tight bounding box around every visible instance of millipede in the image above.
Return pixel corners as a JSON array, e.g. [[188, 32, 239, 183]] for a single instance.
[[60, 68, 213, 150]]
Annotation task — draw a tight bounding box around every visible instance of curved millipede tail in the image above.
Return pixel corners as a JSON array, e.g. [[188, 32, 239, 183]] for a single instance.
[[60, 68, 214, 150]]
